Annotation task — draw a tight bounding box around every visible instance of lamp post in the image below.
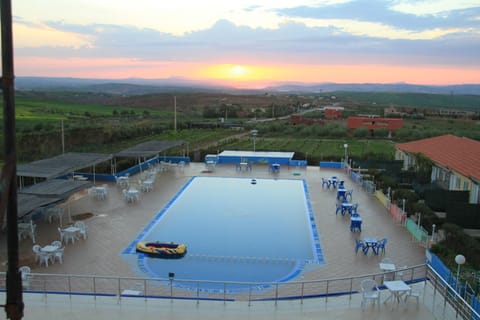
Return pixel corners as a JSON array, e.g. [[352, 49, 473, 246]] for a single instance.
[[455, 254, 466, 292], [168, 272, 175, 300], [251, 129, 258, 152], [343, 143, 348, 165]]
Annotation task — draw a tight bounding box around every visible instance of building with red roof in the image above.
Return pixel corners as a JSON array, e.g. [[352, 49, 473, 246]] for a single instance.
[[395, 134, 480, 204], [347, 116, 403, 136]]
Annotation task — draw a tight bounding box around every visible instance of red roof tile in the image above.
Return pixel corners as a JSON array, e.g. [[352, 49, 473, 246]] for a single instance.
[[396, 134, 480, 181]]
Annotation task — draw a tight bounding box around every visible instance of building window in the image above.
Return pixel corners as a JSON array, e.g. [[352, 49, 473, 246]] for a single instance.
[[463, 181, 469, 190], [455, 177, 461, 189]]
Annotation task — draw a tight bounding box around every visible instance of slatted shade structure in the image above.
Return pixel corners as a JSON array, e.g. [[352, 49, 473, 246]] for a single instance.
[[18, 179, 92, 220], [19, 179, 92, 198], [17, 152, 113, 185], [113, 140, 188, 174], [17, 194, 62, 219], [114, 140, 187, 158]]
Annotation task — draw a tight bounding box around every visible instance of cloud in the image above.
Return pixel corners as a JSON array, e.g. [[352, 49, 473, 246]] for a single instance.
[[275, 0, 480, 31], [15, 17, 478, 68], [10, 1, 480, 84]]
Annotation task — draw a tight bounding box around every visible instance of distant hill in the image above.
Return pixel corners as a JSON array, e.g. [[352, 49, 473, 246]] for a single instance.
[[265, 82, 480, 95], [14, 76, 480, 96], [14, 77, 251, 95]]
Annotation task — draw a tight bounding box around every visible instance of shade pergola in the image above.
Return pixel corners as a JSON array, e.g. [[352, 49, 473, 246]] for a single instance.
[[17, 152, 113, 185], [114, 140, 187, 158], [19, 179, 93, 221], [17, 194, 62, 219], [113, 140, 187, 173], [19, 179, 92, 198]]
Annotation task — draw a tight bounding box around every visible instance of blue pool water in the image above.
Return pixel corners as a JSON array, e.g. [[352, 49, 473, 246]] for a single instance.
[[122, 176, 324, 290]]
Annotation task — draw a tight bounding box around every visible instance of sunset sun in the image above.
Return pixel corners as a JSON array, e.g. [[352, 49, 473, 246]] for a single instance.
[[205, 64, 256, 81], [229, 65, 247, 78]]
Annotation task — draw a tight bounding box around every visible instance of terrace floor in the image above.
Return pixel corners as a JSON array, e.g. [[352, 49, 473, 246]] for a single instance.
[[1, 162, 436, 319]]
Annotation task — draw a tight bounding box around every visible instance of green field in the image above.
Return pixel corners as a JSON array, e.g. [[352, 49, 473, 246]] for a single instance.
[[330, 91, 480, 111], [0, 91, 478, 163]]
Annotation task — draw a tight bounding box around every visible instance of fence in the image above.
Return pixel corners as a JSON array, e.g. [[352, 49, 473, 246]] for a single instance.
[[73, 155, 190, 182], [1, 264, 427, 304], [352, 173, 478, 316], [319, 161, 343, 169], [405, 218, 429, 246], [427, 250, 480, 318], [389, 203, 407, 225], [370, 187, 427, 247], [374, 190, 390, 209], [3, 264, 479, 319]]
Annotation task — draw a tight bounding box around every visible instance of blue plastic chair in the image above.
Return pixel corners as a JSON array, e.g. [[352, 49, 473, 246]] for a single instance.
[[350, 220, 362, 232], [355, 238, 366, 254], [322, 178, 331, 189], [376, 238, 388, 255], [351, 203, 359, 214], [335, 203, 342, 215], [345, 189, 353, 201]]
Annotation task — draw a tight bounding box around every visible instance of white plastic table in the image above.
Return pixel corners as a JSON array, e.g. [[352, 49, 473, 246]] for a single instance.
[[379, 263, 396, 272], [41, 245, 58, 253], [383, 280, 411, 306], [63, 226, 80, 244]]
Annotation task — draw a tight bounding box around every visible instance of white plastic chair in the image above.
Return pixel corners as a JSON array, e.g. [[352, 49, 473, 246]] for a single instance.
[[320, 177, 329, 188], [52, 247, 65, 264], [20, 266, 31, 289], [19, 220, 36, 243], [404, 288, 421, 307], [140, 179, 154, 192], [360, 279, 380, 309], [178, 161, 185, 172], [32, 244, 42, 263], [381, 258, 395, 282], [58, 227, 66, 243], [33, 245, 52, 267], [51, 240, 62, 247], [397, 265, 409, 280], [381, 258, 393, 264], [102, 184, 109, 194], [123, 189, 135, 202], [73, 221, 88, 240], [44, 206, 64, 224]]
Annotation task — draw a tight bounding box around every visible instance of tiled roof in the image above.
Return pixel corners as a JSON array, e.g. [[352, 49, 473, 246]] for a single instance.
[[396, 134, 480, 181]]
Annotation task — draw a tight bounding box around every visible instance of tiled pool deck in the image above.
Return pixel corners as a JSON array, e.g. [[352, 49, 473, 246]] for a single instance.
[[1, 162, 436, 319]]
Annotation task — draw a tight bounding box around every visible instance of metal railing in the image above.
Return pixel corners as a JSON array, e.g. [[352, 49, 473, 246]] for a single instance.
[[2, 264, 427, 303], [3, 264, 480, 319], [426, 264, 480, 320]]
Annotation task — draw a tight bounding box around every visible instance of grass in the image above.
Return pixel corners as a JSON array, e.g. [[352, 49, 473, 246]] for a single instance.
[[2, 91, 477, 163], [218, 137, 395, 162], [331, 91, 480, 111]]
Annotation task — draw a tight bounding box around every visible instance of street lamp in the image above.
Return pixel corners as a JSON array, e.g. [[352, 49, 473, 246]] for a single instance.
[[251, 129, 258, 152], [168, 272, 175, 300], [455, 254, 466, 292], [343, 143, 348, 165]]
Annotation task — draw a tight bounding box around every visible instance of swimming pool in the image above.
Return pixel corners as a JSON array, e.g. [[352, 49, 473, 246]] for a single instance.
[[122, 176, 324, 290]]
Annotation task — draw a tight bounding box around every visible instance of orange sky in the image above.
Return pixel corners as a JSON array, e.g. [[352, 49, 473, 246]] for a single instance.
[[12, 1, 480, 87], [15, 57, 480, 88]]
